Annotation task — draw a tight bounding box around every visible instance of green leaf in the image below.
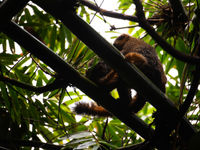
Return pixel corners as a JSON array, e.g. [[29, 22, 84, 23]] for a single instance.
[[175, 38, 189, 53], [14, 55, 30, 69], [31, 5, 50, 23], [64, 26, 72, 44], [76, 141, 97, 149], [50, 25, 57, 50], [48, 100, 76, 124], [68, 131, 92, 139], [175, 59, 185, 80], [28, 104, 40, 128], [48, 89, 60, 98], [0, 53, 20, 65], [24, 8, 32, 23], [2, 39, 7, 52], [165, 58, 175, 74], [8, 86, 21, 123], [0, 83, 10, 111], [36, 75, 43, 87], [8, 38, 15, 53], [38, 70, 48, 83], [99, 141, 119, 149], [59, 24, 66, 54]]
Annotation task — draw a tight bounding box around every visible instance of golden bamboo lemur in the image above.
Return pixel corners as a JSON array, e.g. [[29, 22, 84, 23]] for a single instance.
[[74, 34, 167, 117]]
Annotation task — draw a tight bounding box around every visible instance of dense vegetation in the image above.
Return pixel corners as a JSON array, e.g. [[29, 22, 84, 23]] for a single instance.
[[0, 0, 200, 149]]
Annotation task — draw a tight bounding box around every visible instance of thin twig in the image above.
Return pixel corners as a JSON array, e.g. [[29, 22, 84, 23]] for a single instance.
[[9, 52, 29, 73], [79, 0, 139, 22], [102, 118, 109, 140], [31, 54, 55, 76]]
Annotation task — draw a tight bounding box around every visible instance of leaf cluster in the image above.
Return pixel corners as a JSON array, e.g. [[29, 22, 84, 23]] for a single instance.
[[0, 0, 200, 149]]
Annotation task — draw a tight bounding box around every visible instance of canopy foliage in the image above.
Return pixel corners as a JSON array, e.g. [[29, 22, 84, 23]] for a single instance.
[[0, 0, 200, 149]]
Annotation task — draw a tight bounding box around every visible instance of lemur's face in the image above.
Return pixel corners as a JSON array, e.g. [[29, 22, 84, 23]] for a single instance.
[[113, 34, 130, 51]]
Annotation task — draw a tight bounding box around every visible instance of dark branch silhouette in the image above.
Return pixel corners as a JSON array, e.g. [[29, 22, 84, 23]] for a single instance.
[[0, 0, 29, 21], [168, 0, 188, 22], [179, 67, 200, 116], [179, 38, 200, 116], [0, 75, 68, 93], [0, 0, 198, 149], [1, 20, 154, 140], [32, 0, 196, 141]]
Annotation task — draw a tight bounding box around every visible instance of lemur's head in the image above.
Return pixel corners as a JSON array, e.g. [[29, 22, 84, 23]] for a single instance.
[[113, 34, 131, 51]]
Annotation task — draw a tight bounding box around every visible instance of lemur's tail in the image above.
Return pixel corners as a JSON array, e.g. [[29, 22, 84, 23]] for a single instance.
[[73, 102, 112, 117]]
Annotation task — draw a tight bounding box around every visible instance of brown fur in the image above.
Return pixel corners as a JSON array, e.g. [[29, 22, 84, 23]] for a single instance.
[[74, 102, 112, 117], [74, 34, 167, 117]]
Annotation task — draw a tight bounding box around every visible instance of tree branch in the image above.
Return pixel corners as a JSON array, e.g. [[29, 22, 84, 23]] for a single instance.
[[0, 0, 29, 21], [0, 21, 154, 140], [0, 0, 154, 138], [0, 75, 68, 93], [179, 37, 200, 116], [32, 0, 197, 141], [168, 0, 188, 22], [179, 67, 200, 116], [133, 0, 200, 64], [0, 0, 196, 143], [33, 0, 197, 139]]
